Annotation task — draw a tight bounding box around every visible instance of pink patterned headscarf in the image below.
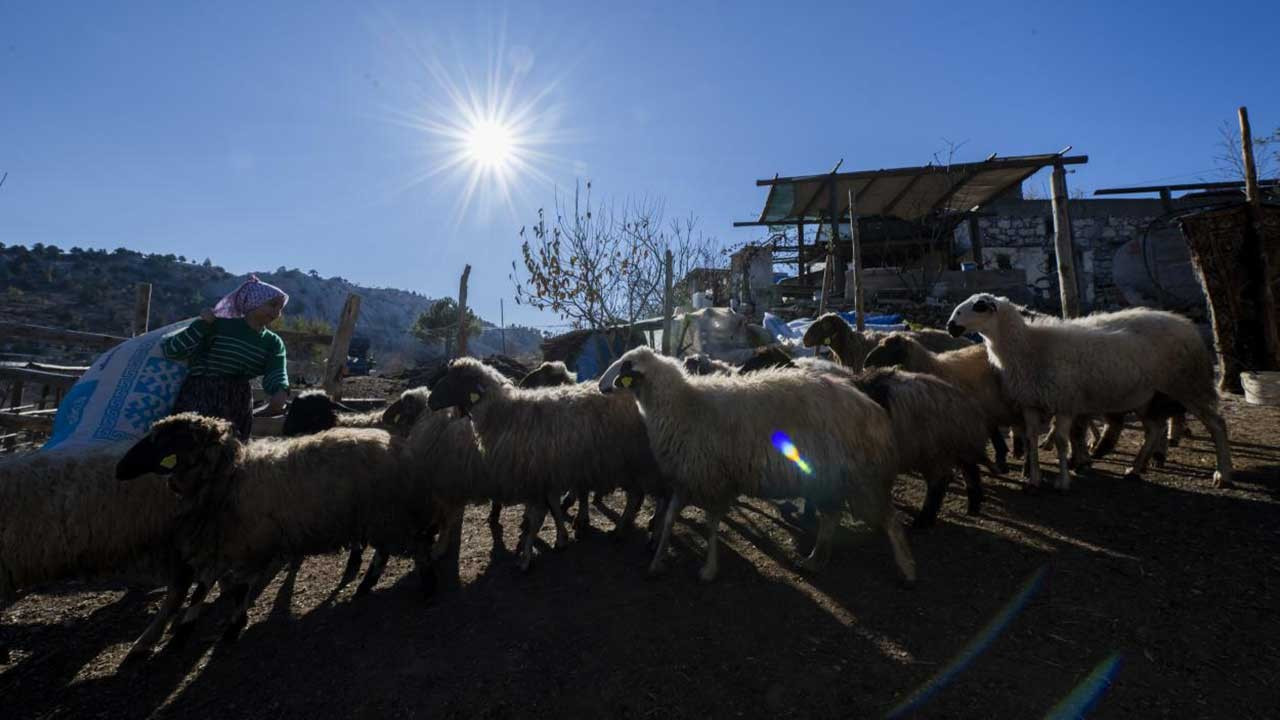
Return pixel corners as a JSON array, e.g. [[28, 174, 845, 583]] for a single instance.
[[212, 275, 289, 318]]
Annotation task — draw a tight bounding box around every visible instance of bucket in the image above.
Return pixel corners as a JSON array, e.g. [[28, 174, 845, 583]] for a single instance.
[[1240, 371, 1280, 406], [960, 261, 978, 272]]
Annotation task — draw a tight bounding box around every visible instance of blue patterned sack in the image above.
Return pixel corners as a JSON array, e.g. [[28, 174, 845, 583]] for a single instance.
[[42, 320, 192, 453]]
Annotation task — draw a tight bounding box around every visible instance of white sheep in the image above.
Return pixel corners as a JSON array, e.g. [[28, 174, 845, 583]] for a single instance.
[[946, 294, 1233, 490], [599, 346, 914, 585], [426, 359, 662, 571]]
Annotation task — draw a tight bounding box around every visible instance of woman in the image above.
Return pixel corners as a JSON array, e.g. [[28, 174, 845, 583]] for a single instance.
[[162, 276, 290, 439]]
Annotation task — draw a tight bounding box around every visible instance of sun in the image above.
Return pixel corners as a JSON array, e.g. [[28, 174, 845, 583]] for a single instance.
[[466, 121, 516, 171]]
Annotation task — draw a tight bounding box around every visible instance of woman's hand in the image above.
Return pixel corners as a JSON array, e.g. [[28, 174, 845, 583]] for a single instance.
[[200, 309, 216, 325]]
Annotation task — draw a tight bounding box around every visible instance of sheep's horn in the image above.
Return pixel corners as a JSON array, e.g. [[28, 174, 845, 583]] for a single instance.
[[598, 362, 622, 393]]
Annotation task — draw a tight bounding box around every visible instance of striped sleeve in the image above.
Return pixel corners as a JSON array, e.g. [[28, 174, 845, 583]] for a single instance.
[[261, 333, 289, 395], [161, 321, 210, 360]]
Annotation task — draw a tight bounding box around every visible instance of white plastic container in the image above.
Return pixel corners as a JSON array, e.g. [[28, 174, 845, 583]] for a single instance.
[[1240, 371, 1280, 406]]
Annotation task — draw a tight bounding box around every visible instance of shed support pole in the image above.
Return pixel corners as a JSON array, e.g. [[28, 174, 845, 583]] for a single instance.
[[1050, 162, 1082, 318], [828, 178, 845, 300], [661, 250, 674, 355], [133, 283, 152, 337], [967, 214, 984, 269], [848, 189, 865, 331]]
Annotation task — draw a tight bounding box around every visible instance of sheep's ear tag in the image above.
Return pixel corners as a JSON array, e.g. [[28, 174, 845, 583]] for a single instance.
[[390, 413, 401, 423], [620, 375, 633, 388], [159, 454, 178, 470], [469, 392, 481, 404], [824, 335, 833, 346]]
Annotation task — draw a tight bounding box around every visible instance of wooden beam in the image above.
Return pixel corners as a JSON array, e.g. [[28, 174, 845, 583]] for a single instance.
[[1050, 162, 1082, 318], [828, 178, 845, 297], [882, 173, 926, 216], [1240, 106, 1261, 206], [661, 250, 674, 354], [796, 222, 806, 278], [456, 265, 472, 358], [0, 367, 80, 390], [0, 321, 125, 352], [848, 189, 865, 332], [322, 294, 362, 399], [756, 154, 1089, 186], [275, 329, 334, 347], [0, 412, 54, 432], [1094, 179, 1280, 195], [967, 214, 984, 269], [133, 282, 152, 337]]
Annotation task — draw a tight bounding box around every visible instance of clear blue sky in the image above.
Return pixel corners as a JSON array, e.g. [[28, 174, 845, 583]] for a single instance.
[[2, 1, 1276, 329]]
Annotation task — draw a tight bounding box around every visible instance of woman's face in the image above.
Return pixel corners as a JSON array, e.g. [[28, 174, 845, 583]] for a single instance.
[[249, 297, 285, 326]]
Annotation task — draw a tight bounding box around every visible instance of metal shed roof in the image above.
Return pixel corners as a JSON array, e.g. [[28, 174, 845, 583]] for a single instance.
[[738, 152, 1088, 226]]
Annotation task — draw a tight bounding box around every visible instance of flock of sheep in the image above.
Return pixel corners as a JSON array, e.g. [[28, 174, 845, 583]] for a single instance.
[[0, 292, 1235, 668]]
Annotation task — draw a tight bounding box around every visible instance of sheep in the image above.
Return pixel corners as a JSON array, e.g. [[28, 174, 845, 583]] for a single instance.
[[115, 413, 432, 659], [0, 449, 186, 665], [802, 313, 972, 371], [734, 346, 992, 528], [864, 335, 1020, 474], [946, 294, 1233, 490], [426, 358, 662, 571], [382, 386, 434, 435], [682, 354, 736, 376], [280, 389, 419, 588], [598, 346, 914, 585]]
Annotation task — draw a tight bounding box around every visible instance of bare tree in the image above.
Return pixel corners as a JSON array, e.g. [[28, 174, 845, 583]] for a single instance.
[[511, 181, 723, 330], [1215, 118, 1279, 181]]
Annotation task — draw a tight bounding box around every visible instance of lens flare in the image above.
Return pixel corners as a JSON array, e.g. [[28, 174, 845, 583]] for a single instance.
[[771, 431, 813, 475]]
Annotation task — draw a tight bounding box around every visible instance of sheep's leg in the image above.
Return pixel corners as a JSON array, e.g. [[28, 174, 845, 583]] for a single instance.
[[877, 502, 916, 587], [647, 492, 668, 549], [168, 579, 214, 644], [1124, 416, 1167, 481], [1022, 409, 1043, 489], [799, 506, 838, 573], [572, 490, 591, 537], [1151, 428, 1170, 468], [799, 497, 817, 527], [354, 548, 389, 597], [913, 469, 949, 529], [518, 502, 550, 573], [1010, 426, 1026, 460], [611, 489, 644, 540], [961, 462, 983, 516], [546, 493, 572, 549], [648, 489, 685, 577], [1067, 417, 1092, 470], [989, 429, 1009, 474], [429, 506, 465, 561], [1090, 415, 1125, 460], [1050, 413, 1074, 491], [698, 504, 729, 583], [338, 545, 364, 587], [1183, 405, 1233, 488], [122, 562, 194, 664], [487, 500, 503, 527], [1167, 413, 1188, 446]]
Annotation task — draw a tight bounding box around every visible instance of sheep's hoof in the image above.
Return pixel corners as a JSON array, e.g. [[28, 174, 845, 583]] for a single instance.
[[517, 553, 534, 573], [1213, 471, 1231, 489], [1152, 452, 1167, 468]]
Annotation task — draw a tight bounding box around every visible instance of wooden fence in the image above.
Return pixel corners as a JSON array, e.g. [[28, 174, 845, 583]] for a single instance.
[[1, 283, 362, 450]]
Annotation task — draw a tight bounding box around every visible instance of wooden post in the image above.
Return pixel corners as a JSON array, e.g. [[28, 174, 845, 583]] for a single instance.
[[967, 214, 985, 269], [1239, 106, 1280, 367], [1240, 107, 1260, 206], [1050, 162, 1082, 318], [848, 189, 865, 331], [797, 222, 806, 278], [322, 293, 362, 399], [132, 283, 152, 337], [500, 297, 506, 355], [817, 229, 833, 317], [828, 178, 845, 300], [456, 265, 472, 358], [661, 250, 674, 355]]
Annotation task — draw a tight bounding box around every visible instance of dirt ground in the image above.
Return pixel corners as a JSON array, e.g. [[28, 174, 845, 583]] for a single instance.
[[2, 393, 1278, 719]]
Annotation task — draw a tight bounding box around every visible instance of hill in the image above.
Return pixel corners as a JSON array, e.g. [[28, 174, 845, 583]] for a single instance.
[[0, 242, 543, 365]]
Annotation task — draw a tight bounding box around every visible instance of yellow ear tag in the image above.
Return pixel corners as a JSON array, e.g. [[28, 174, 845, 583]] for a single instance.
[[824, 335, 833, 345], [159, 454, 178, 470], [620, 375, 633, 388], [469, 392, 481, 404], [390, 413, 401, 423]]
